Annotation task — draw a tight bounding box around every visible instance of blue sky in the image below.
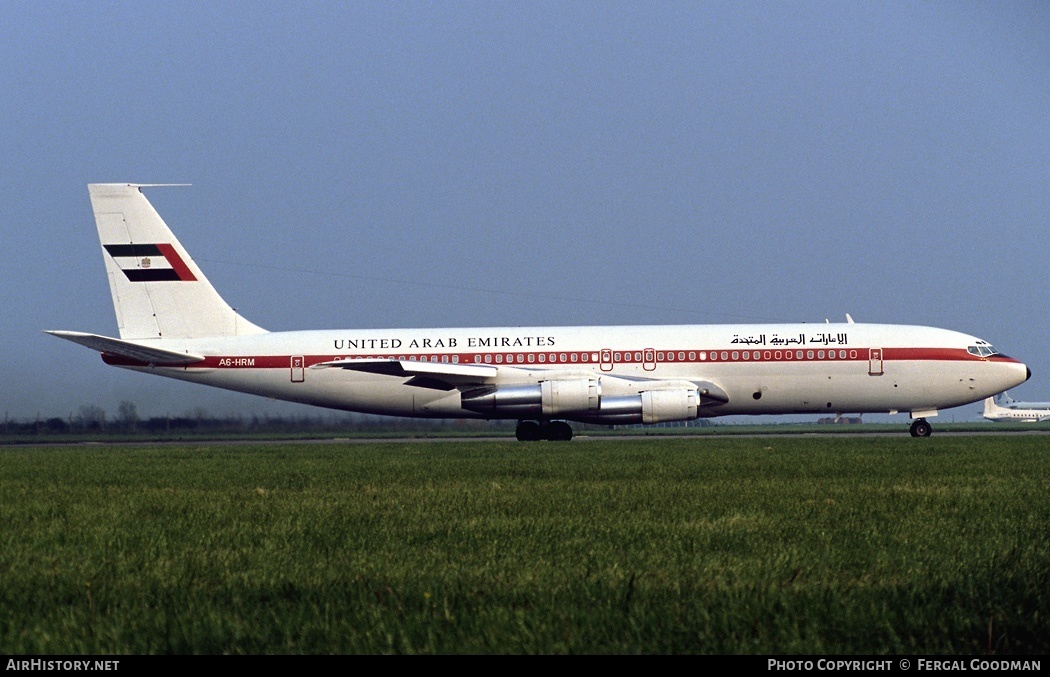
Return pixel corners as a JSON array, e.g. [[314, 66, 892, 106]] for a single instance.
[[3, 1, 1048, 422]]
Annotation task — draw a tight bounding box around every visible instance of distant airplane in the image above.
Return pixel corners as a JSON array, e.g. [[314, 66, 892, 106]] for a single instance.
[[996, 391, 1050, 410], [48, 184, 1030, 440], [982, 396, 1050, 423]]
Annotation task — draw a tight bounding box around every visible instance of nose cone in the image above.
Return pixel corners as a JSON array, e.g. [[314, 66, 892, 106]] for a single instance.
[[987, 355, 1030, 394], [1005, 358, 1031, 390]]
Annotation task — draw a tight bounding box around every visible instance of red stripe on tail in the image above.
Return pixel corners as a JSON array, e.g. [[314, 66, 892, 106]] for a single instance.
[[155, 243, 197, 282]]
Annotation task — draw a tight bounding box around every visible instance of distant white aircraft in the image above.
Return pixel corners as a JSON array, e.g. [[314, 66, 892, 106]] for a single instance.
[[48, 184, 1030, 440], [996, 391, 1050, 410], [982, 396, 1050, 423]]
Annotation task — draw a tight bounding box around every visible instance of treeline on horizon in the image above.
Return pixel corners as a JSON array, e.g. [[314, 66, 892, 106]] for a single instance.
[[1, 401, 501, 436], [1, 401, 718, 437]]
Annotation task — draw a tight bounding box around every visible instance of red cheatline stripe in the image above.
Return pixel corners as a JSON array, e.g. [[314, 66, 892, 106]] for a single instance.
[[100, 347, 1012, 369], [155, 243, 197, 282]]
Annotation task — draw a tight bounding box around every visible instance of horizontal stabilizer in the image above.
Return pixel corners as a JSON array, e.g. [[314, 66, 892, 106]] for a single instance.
[[45, 330, 204, 365]]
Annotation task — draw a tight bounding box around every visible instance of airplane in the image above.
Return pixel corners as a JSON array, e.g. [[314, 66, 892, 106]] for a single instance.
[[996, 391, 1050, 410], [48, 184, 1030, 440], [982, 396, 1050, 423]]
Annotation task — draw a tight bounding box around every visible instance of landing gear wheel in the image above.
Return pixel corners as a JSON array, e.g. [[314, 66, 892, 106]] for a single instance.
[[515, 420, 574, 441], [545, 421, 573, 442], [910, 418, 932, 438], [516, 420, 542, 442]]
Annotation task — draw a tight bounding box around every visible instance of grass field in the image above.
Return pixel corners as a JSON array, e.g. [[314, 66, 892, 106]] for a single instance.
[[1, 436, 1048, 654]]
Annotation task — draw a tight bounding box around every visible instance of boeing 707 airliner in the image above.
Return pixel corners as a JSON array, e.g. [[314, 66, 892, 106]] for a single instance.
[[48, 184, 1030, 440]]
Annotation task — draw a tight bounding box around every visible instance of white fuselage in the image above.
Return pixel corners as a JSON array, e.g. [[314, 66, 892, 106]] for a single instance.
[[103, 322, 1028, 421]]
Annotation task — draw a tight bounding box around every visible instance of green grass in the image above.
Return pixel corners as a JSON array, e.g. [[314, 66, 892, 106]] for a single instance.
[[1, 437, 1048, 653]]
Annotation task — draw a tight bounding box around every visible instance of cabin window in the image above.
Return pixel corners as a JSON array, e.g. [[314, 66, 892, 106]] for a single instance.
[[732, 351, 739, 360]]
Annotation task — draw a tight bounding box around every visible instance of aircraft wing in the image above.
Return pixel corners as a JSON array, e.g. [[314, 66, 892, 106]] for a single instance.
[[313, 357, 729, 405], [46, 330, 205, 365], [312, 357, 500, 390]]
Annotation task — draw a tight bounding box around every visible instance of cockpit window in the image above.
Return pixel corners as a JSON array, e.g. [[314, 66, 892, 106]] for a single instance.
[[967, 345, 999, 358]]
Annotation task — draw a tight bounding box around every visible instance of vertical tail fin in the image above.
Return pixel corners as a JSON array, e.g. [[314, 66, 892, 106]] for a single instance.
[[89, 184, 266, 339]]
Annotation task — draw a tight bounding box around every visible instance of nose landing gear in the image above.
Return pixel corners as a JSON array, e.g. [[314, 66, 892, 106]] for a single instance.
[[909, 418, 933, 438]]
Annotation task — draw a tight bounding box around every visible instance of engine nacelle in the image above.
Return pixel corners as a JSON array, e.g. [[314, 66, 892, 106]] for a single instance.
[[541, 379, 600, 414], [577, 388, 699, 424], [461, 379, 601, 416], [460, 384, 541, 415], [640, 389, 698, 423]]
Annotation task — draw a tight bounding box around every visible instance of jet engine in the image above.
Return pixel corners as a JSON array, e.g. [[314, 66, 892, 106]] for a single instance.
[[577, 388, 699, 424], [462, 377, 714, 425], [461, 379, 602, 416]]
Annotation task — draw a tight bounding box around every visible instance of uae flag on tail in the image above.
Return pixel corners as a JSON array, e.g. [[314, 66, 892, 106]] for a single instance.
[[103, 243, 197, 282]]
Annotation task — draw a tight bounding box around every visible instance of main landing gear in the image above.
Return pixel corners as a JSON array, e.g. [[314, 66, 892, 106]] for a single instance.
[[909, 418, 933, 438], [515, 420, 573, 442]]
